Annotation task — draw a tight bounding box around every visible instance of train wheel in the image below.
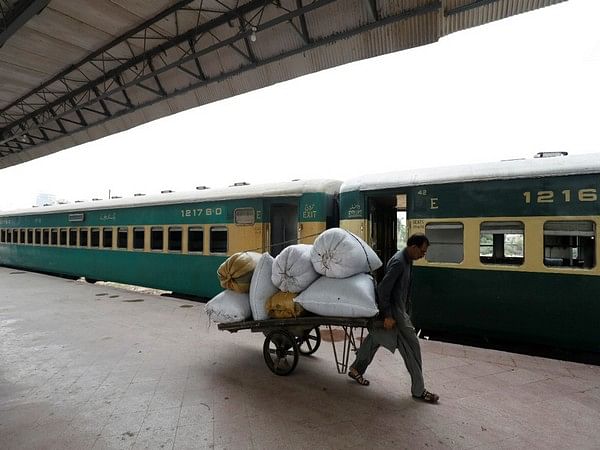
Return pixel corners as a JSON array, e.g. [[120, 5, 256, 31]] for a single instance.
[[263, 330, 299, 376], [297, 327, 321, 355], [84, 277, 97, 284]]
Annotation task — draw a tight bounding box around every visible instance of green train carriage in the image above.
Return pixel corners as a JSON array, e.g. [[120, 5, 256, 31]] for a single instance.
[[339, 153, 600, 352], [0, 179, 341, 298]]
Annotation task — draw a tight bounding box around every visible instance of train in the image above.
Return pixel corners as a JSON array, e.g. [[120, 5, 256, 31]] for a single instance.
[[1, 152, 598, 353], [0, 180, 340, 297]]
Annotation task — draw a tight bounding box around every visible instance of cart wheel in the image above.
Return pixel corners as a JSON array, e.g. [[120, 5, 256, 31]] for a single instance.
[[297, 327, 321, 355], [263, 330, 299, 376]]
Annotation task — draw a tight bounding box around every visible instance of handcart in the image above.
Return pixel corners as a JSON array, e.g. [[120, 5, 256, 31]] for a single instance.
[[218, 316, 372, 376]]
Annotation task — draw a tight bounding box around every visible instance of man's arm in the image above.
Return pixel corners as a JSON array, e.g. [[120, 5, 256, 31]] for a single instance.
[[376, 257, 404, 320]]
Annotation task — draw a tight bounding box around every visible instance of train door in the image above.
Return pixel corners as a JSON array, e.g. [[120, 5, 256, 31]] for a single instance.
[[270, 203, 298, 257], [368, 193, 407, 279]]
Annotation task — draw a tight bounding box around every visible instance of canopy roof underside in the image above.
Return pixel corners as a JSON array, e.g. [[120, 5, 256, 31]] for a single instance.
[[0, 0, 566, 169]]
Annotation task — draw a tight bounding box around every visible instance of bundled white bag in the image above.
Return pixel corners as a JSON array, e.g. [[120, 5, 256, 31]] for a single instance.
[[205, 290, 251, 324], [311, 228, 382, 278], [249, 253, 278, 320], [295, 273, 379, 318], [271, 244, 319, 293]]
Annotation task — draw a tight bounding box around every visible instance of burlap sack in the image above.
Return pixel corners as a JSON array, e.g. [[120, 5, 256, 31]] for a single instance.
[[310, 228, 382, 278], [266, 291, 305, 319], [217, 252, 261, 293], [205, 290, 251, 324]]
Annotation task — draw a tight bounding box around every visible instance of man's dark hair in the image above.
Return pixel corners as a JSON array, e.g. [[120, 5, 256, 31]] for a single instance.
[[407, 233, 429, 247]]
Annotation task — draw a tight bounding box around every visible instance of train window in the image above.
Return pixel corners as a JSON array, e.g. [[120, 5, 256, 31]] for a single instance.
[[59, 229, 67, 246], [168, 227, 182, 252], [69, 228, 77, 246], [133, 227, 144, 250], [188, 227, 204, 253], [103, 228, 113, 248], [210, 226, 227, 253], [234, 208, 255, 225], [20, 229, 26, 244], [425, 223, 464, 263], [6, 229, 12, 243], [480, 221, 524, 265], [12, 229, 18, 243], [27, 229, 33, 244], [117, 228, 128, 249], [0, 229, 5, 243], [50, 229, 58, 245], [42, 229, 48, 245], [80, 228, 89, 247], [34, 229, 41, 244], [91, 228, 100, 247], [543, 221, 595, 269], [151, 227, 164, 251]]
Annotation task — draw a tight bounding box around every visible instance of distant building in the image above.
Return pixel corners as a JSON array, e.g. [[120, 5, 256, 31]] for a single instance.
[[35, 193, 56, 207]]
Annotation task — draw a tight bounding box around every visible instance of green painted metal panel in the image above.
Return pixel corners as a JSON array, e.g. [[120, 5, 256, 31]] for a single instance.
[[299, 193, 336, 222], [339, 191, 366, 220], [0, 245, 224, 298], [0, 192, 335, 228], [411, 266, 600, 352], [340, 173, 599, 219]]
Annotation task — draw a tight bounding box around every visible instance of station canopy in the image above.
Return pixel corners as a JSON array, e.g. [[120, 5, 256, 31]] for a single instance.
[[0, 0, 565, 169]]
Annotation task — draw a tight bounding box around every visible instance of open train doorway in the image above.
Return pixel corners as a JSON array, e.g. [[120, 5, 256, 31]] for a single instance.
[[368, 193, 407, 280], [270, 203, 298, 257]]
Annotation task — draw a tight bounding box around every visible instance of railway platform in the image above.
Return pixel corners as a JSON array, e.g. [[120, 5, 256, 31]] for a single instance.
[[1, 266, 599, 449]]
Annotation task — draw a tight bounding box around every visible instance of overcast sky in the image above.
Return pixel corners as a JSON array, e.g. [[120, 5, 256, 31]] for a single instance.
[[1, 0, 598, 211]]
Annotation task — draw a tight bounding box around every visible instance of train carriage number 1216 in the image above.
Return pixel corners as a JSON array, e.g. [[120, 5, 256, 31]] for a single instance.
[[523, 188, 597, 204]]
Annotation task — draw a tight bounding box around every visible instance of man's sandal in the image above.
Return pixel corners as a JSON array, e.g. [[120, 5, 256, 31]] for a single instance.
[[348, 369, 370, 386], [413, 390, 439, 404]]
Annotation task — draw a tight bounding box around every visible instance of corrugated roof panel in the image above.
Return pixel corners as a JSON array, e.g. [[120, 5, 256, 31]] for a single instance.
[[444, 0, 566, 36]]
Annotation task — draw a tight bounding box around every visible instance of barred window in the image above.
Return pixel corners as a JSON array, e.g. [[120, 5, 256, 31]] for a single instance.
[[90, 228, 100, 247], [133, 227, 144, 250], [69, 228, 77, 246], [151, 227, 163, 251], [103, 228, 113, 248], [117, 228, 128, 249], [234, 208, 255, 225], [188, 227, 204, 253], [544, 221, 595, 269], [425, 223, 464, 263], [168, 227, 182, 252], [480, 221, 524, 265], [80, 228, 89, 247], [59, 229, 67, 246], [210, 226, 227, 254]]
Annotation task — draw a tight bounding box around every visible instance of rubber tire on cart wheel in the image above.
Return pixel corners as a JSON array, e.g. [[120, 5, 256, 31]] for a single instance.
[[263, 329, 299, 376], [297, 327, 321, 355]]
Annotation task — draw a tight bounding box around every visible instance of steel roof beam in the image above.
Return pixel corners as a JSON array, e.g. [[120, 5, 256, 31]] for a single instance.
[[0, 0, 442, 151], [0, 0, 49, 47]]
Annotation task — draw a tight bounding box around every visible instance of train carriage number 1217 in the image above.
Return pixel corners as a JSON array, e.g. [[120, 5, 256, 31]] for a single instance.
[[523, 188, 597, 204]]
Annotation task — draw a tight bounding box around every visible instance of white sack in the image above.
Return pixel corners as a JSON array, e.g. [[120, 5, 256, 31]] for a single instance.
[[271, 244, 319, 293], [295, 273, 379, 318], [205, 290, 251, 324], [249, 253, 278, 320], [311, 228, 382, 278]]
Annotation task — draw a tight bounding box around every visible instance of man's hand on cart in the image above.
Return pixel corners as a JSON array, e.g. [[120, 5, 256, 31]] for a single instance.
[[383, 317, 396, 330]]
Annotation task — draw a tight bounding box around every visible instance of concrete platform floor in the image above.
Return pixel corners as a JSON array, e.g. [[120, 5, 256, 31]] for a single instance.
[[0, 266, 599, 450]]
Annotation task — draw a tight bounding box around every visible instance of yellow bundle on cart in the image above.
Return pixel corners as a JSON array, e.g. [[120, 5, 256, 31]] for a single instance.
[[217, 252, 261, 293], [266, 291, 305, 319]]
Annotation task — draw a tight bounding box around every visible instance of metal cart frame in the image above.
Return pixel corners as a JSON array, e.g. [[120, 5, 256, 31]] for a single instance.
[[218, 316, 371, 376]]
